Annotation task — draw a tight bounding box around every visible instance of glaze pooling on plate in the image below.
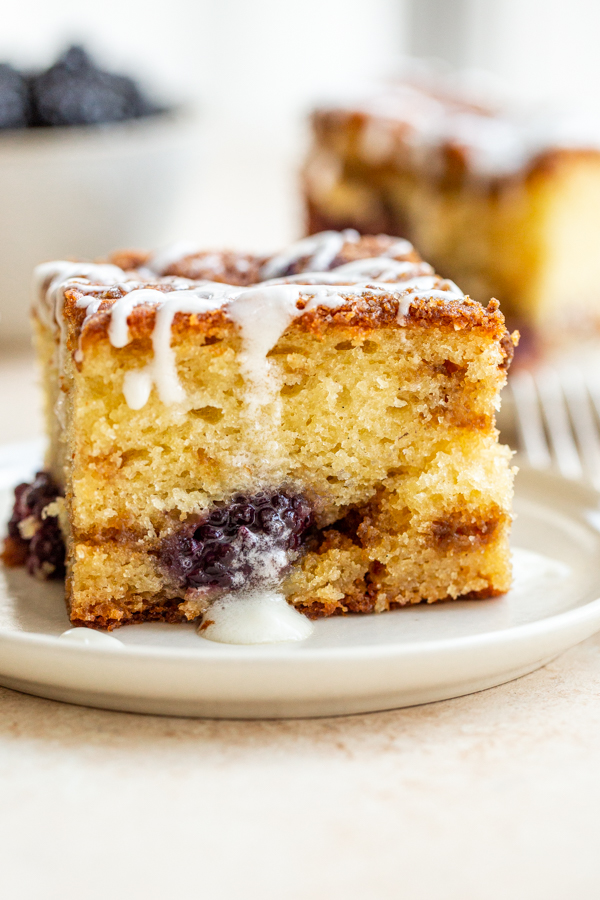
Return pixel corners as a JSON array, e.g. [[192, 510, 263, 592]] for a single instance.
[[59, 628, 123, 648], [198, 589, 314, 645]]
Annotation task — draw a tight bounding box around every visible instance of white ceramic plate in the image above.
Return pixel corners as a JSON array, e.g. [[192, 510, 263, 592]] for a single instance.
[[1, 440, 599, 718]]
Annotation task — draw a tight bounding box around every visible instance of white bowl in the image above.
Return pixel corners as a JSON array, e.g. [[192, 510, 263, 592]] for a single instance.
[[0, 111, 199, 341]]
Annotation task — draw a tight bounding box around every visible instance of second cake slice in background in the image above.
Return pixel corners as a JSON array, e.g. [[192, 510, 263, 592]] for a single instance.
[[304, 79, 600, 351]]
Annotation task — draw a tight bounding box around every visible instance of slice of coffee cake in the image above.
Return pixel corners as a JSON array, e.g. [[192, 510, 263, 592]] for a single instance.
[[304, 79, 600, 350], [3, 232, 516, 633]]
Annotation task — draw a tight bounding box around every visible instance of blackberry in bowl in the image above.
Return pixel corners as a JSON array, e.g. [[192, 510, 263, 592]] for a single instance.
[[0, 45, 167, 132], [27, 45, 166, 128], [0, 45, 196, 341], [0, 64, 30, 129]]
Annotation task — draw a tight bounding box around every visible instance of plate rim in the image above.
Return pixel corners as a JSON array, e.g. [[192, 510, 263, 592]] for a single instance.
[[1, 593, 600, 664]]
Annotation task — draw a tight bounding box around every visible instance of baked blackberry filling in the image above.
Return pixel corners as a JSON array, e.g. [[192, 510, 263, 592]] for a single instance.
[[3, 472, 65, 578], [160, 492, 312, 593]]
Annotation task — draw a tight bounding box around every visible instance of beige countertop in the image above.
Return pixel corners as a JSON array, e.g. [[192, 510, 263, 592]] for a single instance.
[[1, 353, 599, 896]]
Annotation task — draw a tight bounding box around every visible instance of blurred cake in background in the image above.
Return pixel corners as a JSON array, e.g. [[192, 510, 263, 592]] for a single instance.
[[304, 77, 600, 353]]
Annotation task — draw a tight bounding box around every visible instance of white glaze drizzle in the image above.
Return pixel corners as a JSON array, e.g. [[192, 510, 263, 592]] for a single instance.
[[259, 229, 360, 280], [386, 238, 415, 257], [34, 261, 128, 424], [108, 288, 163, 347], [122, 368, 153, 410], [116, 276, 461, 409], [266, 258, 434, 285], [35, 234, 466, 412], [34, 261, 125, 359], [33, 261, 125, 325], [148, 241, 203, 275], [150, 292, 227, 405], [227, 282, 364, 411]]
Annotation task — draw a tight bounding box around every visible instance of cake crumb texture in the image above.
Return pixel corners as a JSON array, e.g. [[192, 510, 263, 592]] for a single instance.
[[9, 232, 515, 627]]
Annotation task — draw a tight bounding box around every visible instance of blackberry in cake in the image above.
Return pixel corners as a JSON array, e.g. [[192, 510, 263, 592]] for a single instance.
[[304, 79, 600, 347], [2, 232, 516, 633]]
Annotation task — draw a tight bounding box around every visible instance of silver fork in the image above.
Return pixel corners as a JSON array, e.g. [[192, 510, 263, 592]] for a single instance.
[[510, 365, 600, 490]]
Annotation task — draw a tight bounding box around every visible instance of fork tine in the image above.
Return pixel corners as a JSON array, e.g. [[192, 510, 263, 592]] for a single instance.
[[585, 371, 600, 431], [560, 366, 600, 491], [510, 370, 552, 469], [535, 366, 584, 481]]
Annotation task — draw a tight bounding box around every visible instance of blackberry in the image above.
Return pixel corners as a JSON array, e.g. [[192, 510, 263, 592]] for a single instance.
[[27, 516, 66, 579], [7, 472, 65, 579], [0, 64, 30, 129], [29, 45, 164, 127], [161, 492, 312, 592]]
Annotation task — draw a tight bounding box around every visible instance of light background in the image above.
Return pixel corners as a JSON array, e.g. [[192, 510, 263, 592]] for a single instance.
[[0, 0, 598, 248]]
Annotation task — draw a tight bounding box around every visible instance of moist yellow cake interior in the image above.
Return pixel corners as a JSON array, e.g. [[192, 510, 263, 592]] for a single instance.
[[35, 298, 513, 626]]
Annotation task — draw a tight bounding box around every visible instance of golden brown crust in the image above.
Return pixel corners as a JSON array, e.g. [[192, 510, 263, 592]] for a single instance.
[[163, 251, 266, 285], [41, 232, 515, 367], [301, 596, 374, 619], [71, 582, 503, 628], [72, 288, 513, 359], [71, 600, 189, 631], [326, 233, 420, 265], [299, 584, 502, 619], [115, 236, 421, 285], [108, 249, 151, 271]]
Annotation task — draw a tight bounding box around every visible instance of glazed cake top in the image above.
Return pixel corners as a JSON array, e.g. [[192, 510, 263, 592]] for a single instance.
[[33, 231, 514, 411], [311, 78, 600, 180]]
